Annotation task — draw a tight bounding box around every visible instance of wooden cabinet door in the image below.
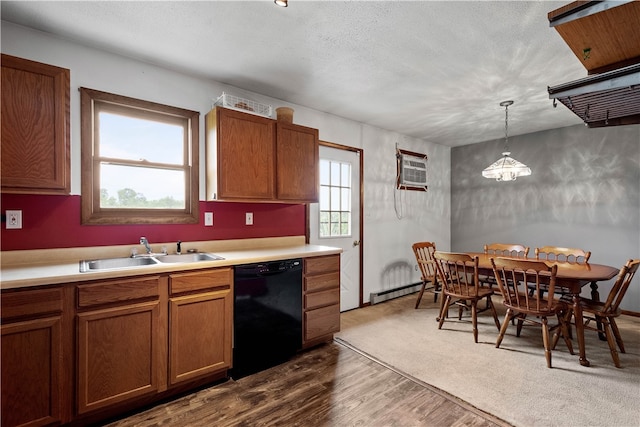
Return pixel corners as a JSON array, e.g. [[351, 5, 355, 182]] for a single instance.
[[276, 121, 319, 202], [206, 107, 276, 201], [77, 300, 161, 414], [1, 286, 70, 427], [1, 316, 63, 427], [168, 287, 232, 385], [1, 54, 70, 194]]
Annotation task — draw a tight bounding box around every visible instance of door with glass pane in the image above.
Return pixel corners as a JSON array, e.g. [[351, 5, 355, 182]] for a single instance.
[[310, 143, 361, 312]]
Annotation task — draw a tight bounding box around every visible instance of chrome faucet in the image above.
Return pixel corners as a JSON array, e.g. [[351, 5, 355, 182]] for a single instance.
[[140, 237, 152, 254]]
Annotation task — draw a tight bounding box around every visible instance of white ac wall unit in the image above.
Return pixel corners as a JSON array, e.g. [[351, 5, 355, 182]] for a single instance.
[[399, 153, 427, 187]]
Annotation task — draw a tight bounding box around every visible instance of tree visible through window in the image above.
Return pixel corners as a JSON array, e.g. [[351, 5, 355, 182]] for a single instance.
[[319, 159, 351, 237], [80, 88, 199, 224]]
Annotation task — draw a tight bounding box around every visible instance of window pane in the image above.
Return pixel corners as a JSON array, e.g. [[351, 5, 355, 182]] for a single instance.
[[320, 186, 330, 210], [330, 187, 340, 210], [330, 221, 340, 236], [320, 159, 330, 186], [330, 162, 341, 186], [100, 164, 185, 209], [99, 112, 184, 164], [320, 222, 330, 237], [341, 163, 351, 188], [341, 222, 350, 235], [341, 188, 350, 211]]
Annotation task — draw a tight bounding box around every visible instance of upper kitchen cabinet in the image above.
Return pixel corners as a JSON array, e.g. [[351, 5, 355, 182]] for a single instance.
[[276, 121, 319, 203], [206, 107, 276, 201], [205, 107, 319, 203], [1, 54, 70, 195]]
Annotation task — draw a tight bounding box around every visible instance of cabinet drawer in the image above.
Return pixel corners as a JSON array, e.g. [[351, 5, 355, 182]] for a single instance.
[[305, 255, 340, 275], [304, 271, 339, 293], [169, 268, 232, 295], [1, 287, 63, 320], [304, 304, 340, 342], [305, 288, 339, 310], [77, 276, 160, 309]]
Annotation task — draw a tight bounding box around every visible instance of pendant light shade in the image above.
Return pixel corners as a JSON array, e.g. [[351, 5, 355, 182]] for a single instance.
[[482, 152, 531, 181], [482, 100, 531, 181]]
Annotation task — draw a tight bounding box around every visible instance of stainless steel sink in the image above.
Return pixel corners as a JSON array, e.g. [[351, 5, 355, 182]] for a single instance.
[[79, 256, 159, 272], [155, 253, 224, 263], [79, 252, 224, 272]]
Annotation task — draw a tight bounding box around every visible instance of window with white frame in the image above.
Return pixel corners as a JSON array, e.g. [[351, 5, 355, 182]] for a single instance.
[[319, 159, 351, 237]]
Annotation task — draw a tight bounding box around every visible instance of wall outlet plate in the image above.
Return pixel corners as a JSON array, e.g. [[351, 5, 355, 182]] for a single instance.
[[6, 210, 22, 229], [245, 212, 253, 225], [204, 212, 214, 226]]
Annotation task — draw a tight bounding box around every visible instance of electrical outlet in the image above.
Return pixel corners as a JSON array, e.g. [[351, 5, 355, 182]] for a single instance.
[[245, 212, 253, 225], [204, 212, 214, 226], [6, 210, 22, 229]]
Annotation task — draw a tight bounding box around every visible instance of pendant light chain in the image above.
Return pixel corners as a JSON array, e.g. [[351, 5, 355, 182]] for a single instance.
[[500, 99, 513, 153], [504, 103, 509, 152]]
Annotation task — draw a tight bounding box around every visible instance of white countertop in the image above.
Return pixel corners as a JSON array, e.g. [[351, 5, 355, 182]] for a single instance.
[[1, 237, 342, 290]]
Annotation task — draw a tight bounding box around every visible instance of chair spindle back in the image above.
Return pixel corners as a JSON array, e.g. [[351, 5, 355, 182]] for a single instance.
[[491, 257, 558, 314], [602, 259, 640, 315], [412, 242, 437, 282], [484, 243, 529, 259], [535, 246, 591, 263], [434, 252, 480, 297]]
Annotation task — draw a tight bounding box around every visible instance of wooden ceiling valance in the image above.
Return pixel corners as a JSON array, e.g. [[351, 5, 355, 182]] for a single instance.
[[548, 1, 640, 75], [547, 1, 640, 127]]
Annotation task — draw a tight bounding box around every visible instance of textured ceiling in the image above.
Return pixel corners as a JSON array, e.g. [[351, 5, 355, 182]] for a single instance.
[[0, 0, 589, 147]]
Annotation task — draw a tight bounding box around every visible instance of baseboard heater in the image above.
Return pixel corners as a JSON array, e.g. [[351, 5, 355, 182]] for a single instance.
[[370, 282, 422, 305]]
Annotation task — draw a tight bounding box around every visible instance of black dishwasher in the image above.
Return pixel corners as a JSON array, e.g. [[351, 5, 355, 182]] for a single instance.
[[231, 259, 302, 379]]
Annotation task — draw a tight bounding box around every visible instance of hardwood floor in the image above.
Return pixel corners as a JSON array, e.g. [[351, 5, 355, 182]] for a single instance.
[[105, 296, 509, 427]]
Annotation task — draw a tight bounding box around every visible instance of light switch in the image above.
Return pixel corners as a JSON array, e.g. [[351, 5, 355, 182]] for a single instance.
[[204, 212, 214, 226]]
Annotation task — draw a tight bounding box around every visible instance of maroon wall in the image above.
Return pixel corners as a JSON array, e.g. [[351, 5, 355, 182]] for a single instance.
[[1, 194, 306, 251]]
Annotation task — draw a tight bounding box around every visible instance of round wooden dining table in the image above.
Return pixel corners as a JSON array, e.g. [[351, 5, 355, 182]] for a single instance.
[[467, 252, 620, 367]]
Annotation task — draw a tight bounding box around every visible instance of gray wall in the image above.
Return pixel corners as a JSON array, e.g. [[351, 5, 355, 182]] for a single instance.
[[451, 124, 640, 311]]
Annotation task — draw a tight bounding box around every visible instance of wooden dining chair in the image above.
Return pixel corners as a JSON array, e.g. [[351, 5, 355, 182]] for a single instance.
[[534, 246, 591, 297], [433, 252, 500, 343], [484, 243, 530, 258], [491, 257, 575, 368], [535, 246, 591, 263], [480, 243, 530, 288], [412, 242, 441, 309], [556, 259, 639, 368]]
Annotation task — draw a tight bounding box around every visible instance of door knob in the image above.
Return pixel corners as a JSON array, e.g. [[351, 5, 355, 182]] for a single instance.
[[353, 240, 360, 247]]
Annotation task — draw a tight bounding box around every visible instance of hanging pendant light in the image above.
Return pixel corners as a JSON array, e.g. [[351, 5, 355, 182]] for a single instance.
[[482, 100, 531, 182]]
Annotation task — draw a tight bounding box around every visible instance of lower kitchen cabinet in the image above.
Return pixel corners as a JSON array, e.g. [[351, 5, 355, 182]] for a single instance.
[[1, 286, 73, 427], [168, 268, 233, 386], [303, 255, 341, 348], [75, 276, 165, 414], [1, 256, 337, 426]]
